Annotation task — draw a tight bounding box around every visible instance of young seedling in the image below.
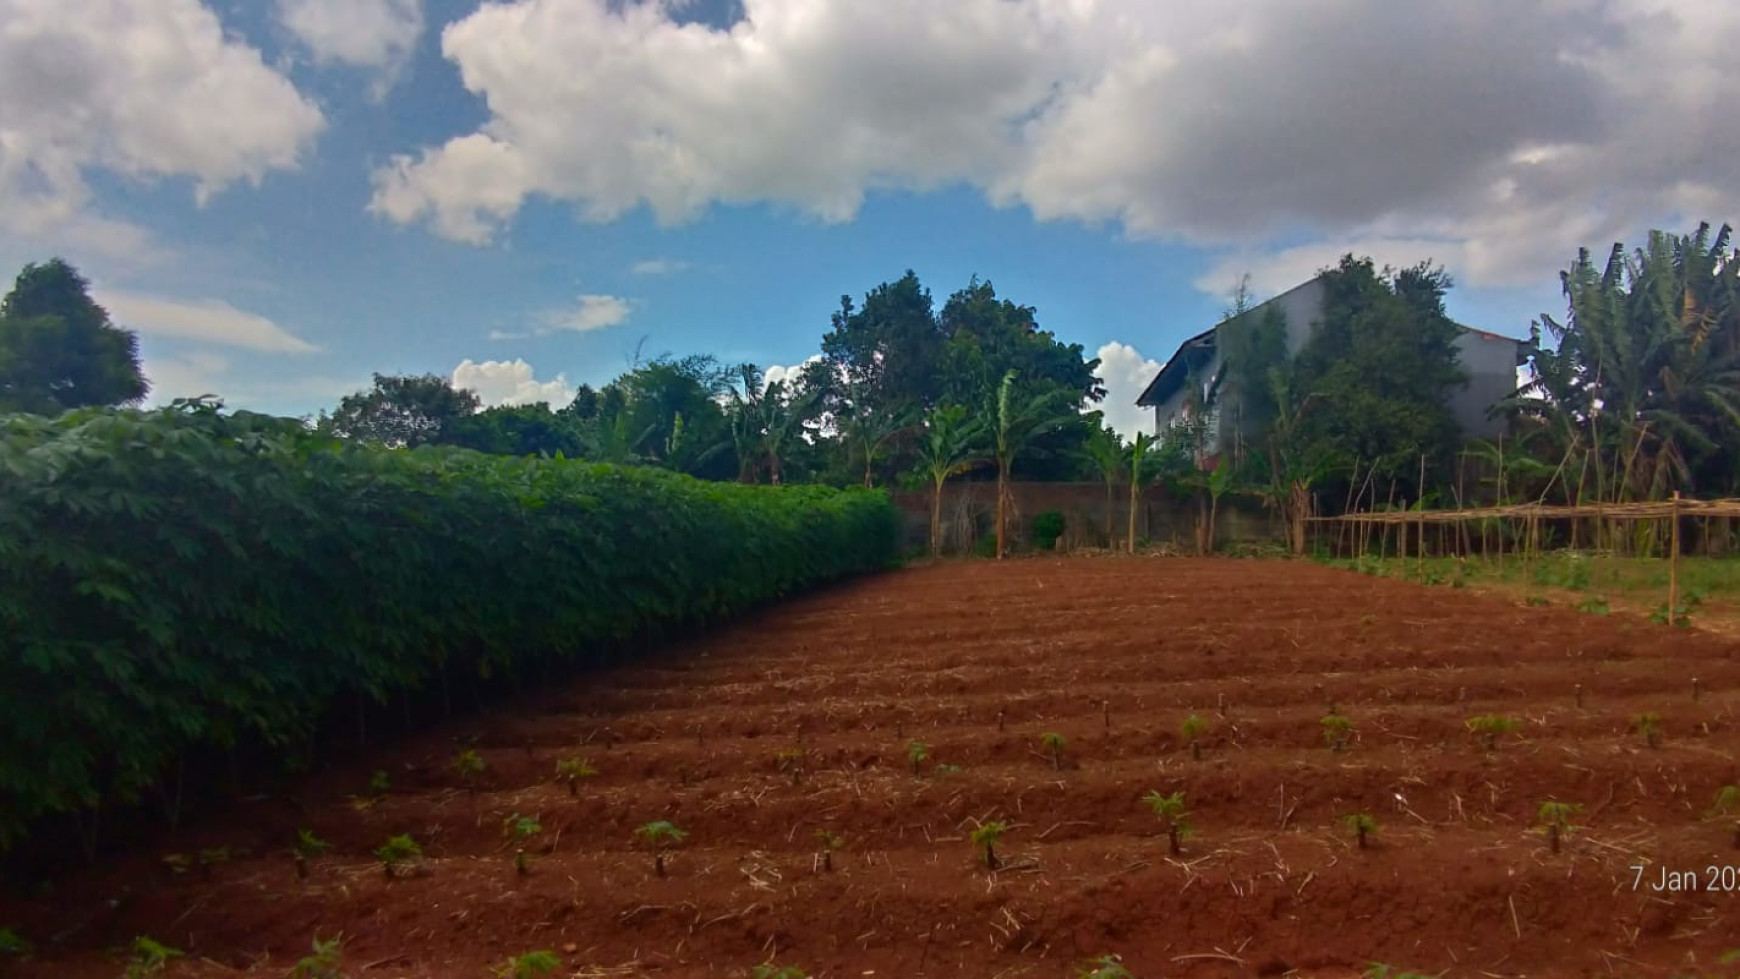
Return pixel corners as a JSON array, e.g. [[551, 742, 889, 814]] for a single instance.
[[907, 740, 929, 775], [1466, 714, 1519, 752], [1634, 712, 1663, 748], [814, 829, 844, 871], [751, 966, 811, 979], [368, 770, 391, 796], [1343, 812, 1377, 849], [971, 821, 1008, 870], [1077, 954, 1135, 979], [1181, 714, 1208, 761], [554, 757, 596, 797], [375, 834, 422, 878], [503, 813, 542, 875], [934, 763, 964, 776], [494, 951, 561, 979], [290, 934, 345, 979], [635, 820, 688, 877], [1321, 712, 1354, 752], [454, 749, 487, 790], [1364, 966, 1434, 979], [124, 936, 183, 979], [1711, 785, 1740, 849], [1141, 789, 1190, 856], [160, 853, 192, 876], [0, 928, 30, 957], [1537, 800, 1581, 854], [197, 846, 231, 877], [1041, 732, 1067, 770], [293, 828, 330, 880], [774, 748, 806, 785]]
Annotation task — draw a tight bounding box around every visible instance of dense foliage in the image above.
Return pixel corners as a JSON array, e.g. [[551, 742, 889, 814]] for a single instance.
[[0, 401, 898, 852], [0, 259, 148, 414]]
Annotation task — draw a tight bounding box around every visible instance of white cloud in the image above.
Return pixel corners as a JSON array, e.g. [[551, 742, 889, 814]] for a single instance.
[[451, 358, 573, 407], [277, 0, 424, 97], [369, 0, 1737, 293], [0, 0, 325, 240], [539, 294, 634, 334], [102, 291, 319, 353], [630, 258, 689, 276], [1092, 341, 1161, 440], [762, 354, 822, 391]]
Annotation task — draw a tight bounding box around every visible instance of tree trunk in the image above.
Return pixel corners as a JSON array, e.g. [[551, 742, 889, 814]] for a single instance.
[[995, 463, 1008, 560], [930, 480, 944, 558], [1127, 479, 1139, 553], [1288, 480, 1310, 555]]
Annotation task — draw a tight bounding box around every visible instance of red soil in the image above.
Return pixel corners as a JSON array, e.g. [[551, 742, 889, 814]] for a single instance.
[[6, 558, 1740, 979]]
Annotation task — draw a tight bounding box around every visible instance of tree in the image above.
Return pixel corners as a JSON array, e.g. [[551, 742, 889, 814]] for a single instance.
[[328, 373, 480, 448], [726, 364, 820, 485], [912, 404, 987, 557], [438, 403, 585, 457], [1127, 430, 1189, 551], [605, 354, 735, 478], [987, 370, 1077, 559], [819, 271, 946, 417], [0, 258, 149, 414], [1081, 423, 1126, 545]]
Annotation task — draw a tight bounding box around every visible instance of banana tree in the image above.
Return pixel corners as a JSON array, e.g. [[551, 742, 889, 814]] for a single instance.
[[841, 380, 914, 488], [986, 371, 1078, 560], [1081, 424, 1126, 546], [1126, 430, 1189, 552], [913, 404, 987, 557]]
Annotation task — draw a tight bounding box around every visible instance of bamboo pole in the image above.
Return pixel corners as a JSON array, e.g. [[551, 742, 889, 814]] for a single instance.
[[1668, 491, 1681, 621], [1416, 453, 1427, 579]]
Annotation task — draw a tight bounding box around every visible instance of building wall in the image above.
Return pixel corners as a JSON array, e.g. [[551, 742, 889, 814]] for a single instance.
[[1450, 331, 1524, 440]]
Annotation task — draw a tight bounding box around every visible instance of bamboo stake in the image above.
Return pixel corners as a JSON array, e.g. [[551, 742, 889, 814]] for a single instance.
[[1668, 491, 1681, 621], [1416, 453, 1427, 579]]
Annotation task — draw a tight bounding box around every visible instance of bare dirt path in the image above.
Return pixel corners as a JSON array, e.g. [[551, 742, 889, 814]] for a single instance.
[[6, 558, 1740, 978]]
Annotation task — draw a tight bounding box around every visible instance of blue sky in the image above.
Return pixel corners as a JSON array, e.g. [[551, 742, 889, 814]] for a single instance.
[[2, 0, 1733, 438]]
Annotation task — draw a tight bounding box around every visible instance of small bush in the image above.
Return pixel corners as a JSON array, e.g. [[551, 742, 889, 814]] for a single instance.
[[971, 820, 1007, 869], [124, 936, 183, 979], [0, 928, 29, 957], [1077, 954, 1134, 979], [1031, 511, 1066, 551], [375, 834, 422, 877], [290, 934, 345, 979], [495, 951, 561, 979]]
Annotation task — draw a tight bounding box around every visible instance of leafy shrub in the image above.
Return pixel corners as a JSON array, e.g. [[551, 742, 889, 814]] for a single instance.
[[1031, 510, 1065, 551], [0, 402, 899, 853]]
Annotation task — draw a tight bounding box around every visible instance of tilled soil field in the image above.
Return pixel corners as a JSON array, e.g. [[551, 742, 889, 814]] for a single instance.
[[6, 558, 1740, 978]]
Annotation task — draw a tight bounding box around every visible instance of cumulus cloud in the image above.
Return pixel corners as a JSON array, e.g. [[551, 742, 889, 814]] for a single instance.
[[1090, 341, 1162, 441], [0, 0, 325, 238], [451, 358, 574, 407], [762, 354, 822, 391], [277, 0, 424, 96], [370, 0, 1737, 290], [103, 291, 319, 353]]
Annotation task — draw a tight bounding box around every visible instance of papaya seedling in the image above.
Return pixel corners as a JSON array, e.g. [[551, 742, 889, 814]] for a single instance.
[[971, 820, 1007, 869], [635, 820, 688, 877], [774, 748, 806, 785], [124, 936, 183, 979], [454, 749, 487, 790], [1041, 732, 1067, 770], [495, 950, 561, 979], [1321, 712, 1354, 752], [751, 965, 810, 979], [1711, 785, 1740, 848], [1633, 712, 1663, 748], [814, 829, 844, 871], [1077, 954, 1134, 979], [503, 813, 542, 875], [554, 757, 595, 797], [907, 740, 929, 775], [1141, 789, 1190, 856], [0, 927, 29, 957], [1537, 800, 1580, 854], [375, 834, 422, 878], [1181, 714, 1208, 760], [1466, 714, 1519, 751], [1343, 812, 1377, 849], [290, 933, 345, 979], [293, 828, 330, 880]]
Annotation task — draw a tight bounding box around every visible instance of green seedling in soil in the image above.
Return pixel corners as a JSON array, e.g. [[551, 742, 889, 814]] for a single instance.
[[1343, 813, 1377, 849], [635, 821, 688, 877], [367, 770, 391, 795], [1577, 596, 1610, 615], [0, 927, 29, 957], [1181, 713, 1208, 760], [197, 846, 231, 876], [1634, 712, 1663, 748], [375, 834, 422, 878], [290, 934, 345, 979], [293, 829, 330, 880], [934, 763, 964, 776], [1364, 966, 1437, 979], [1077, 954, 1135, 979], [1041, 732, 1067, 770], [124, 936, 183, 978], [1142, 790, 1190, 856], [453, 749, 487, 789], [495, 950, 561, 979], [1466, 714, 1519, 751], [1537, 800, 1581, 854], [1321, 712, 1354, 752], [503, 813, 542, 875], [971, 821, 1008, 869], [751, 965, 810, 979], [160, 852, 192, 875], [1712, 785, 1740, 848], [907, 740, 929, 775], [774, 748, 806, 784], [814, 829, 844, 871], [554, 757, 596, 796], [1526, 595, 1550, 607]]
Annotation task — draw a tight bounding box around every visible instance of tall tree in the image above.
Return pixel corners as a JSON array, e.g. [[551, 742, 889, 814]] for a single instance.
[[912, 403, 987, 557], [1081, 422, 1126, 546], [819, 271, 946, 416], [987, 370, 1077, 559], [0, 258, 149, 414], [329, 373, 481, 448], [438, 403, 585, 457]]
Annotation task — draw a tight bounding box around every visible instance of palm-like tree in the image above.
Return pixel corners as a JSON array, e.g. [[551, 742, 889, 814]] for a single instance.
[[1081, 424, 1126, 547], [987, 371, 1078, 559], [1127, 430, 1189, 552], [913, 404, 986, 557], [727, 365, 819, 485], [840, 379, 914, 488]]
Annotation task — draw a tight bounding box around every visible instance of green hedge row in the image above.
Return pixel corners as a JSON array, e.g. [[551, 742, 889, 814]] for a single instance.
[[0, 403, 900, 852]]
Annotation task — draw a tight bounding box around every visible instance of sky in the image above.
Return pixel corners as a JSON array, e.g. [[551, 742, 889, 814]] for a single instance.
[[1, 0, 1735, 439]]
